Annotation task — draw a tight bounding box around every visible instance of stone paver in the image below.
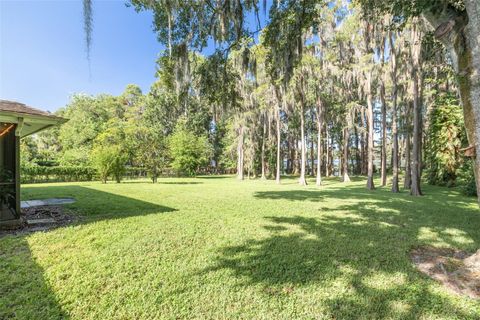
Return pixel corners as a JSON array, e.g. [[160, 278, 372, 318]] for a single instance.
[[21, 198, 76, 208], [26, 218, 56, 226]]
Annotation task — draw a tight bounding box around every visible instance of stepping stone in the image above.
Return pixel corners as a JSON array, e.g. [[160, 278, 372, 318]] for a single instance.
[[21, 198, 75, 208], [26, 218, 56, 226], [21, 200, 46, 208], [43, 198, 76, 205]]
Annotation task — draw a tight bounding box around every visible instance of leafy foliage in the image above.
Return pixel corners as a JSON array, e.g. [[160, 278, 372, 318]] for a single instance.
[[168, 118, 212, 176], [425, 93, 466, 187], [21, 165, 96, 183]]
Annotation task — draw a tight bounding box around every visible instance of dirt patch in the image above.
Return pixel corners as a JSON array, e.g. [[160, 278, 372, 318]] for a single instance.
[[411, 245, 480, 299], [0, 205, 80, 237]]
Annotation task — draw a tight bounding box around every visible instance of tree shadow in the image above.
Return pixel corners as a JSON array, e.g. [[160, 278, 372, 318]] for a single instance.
[[254, 189, 327, 202], [196, 175, 232, 179], [0, 237, 69, 319], [120, 181, 203, 185], [156, 181, 203, 185], [20, 185, 176, 219], [1, 185, 178, 318], [203, 185, 480, 318]]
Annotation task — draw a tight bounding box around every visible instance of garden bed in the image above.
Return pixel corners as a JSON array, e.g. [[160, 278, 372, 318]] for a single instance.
[[0, 205, 79, 237]]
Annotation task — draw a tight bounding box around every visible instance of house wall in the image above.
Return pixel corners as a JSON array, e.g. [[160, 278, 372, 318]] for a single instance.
[[0, 123, 19, 222]]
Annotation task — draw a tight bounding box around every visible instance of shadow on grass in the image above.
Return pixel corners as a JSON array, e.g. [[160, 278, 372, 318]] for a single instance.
[[196, 175, 232, 179], [202, 184, 480, 318], [0, 237, 69, 319], [0, 185, 177, 318], [120, 181, 203, 185], [21, 185, 176, 218]]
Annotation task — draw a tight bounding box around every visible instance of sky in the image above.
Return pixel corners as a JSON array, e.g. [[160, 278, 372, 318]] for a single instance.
[[0, 0, 272, 113], [0, 0, 164, 112]]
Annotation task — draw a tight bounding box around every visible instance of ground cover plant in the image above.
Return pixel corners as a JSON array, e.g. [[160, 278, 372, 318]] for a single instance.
[[1, 176, 479, 319]]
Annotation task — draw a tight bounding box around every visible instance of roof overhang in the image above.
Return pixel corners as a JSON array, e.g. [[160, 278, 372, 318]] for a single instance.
[[0, 110, 67, 138]]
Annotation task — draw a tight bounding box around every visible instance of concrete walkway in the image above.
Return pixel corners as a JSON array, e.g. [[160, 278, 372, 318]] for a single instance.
[[21, 198, 76, 208]]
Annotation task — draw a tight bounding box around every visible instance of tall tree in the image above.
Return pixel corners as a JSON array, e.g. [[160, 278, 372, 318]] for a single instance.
[[389, 30, 400, 192], [358, 0, 480, 203], [409, 21, 423, 196]]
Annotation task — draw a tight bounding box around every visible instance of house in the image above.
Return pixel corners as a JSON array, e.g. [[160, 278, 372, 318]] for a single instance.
[[0, 100, 67, 228]]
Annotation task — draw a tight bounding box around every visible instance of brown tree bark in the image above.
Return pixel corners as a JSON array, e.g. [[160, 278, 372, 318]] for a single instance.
[[342, 126, 351, 182], [423, 2, 480, 202], [404, 117, 412, 189], [316, 98, 323, 186], [261, 112, 267, 180], [299, 102, 308, 186], [354, 125, 361, 175], [326, 127, 330, 177], [360, 108, 367, 175], [237, 125, 244, 180], [275, 87, 283, 184], [409, 22, 423, 196], [366, 70, 375, 190], [380, 38, 388, 187], [389, 31, 400, 193], [310, 111, 315, 176]]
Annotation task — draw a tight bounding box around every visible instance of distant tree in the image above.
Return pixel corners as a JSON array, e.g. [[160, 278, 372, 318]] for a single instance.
[[92, 119, 129, 183], [20, 136, 38, 165], [91, 145, 127, 183], [168, 118, 212, 176], [357, 0, 480, 203], [59, 94, 119, 165]]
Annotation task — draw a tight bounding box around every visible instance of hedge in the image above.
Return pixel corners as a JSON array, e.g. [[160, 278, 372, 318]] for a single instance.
[[21, 165, 97, 183], [20, 165, 227, 183]]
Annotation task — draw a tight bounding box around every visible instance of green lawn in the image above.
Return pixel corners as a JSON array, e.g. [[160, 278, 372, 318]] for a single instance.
[[1, 176, 479, 319]]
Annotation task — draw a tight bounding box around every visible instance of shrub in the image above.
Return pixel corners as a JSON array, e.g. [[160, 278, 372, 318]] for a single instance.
[[91, 145, 128, 183], [21, 165, 96, 183], [458, 160, 477, 197], [168, 119, 212, 176], [425, 93, 466, 187]]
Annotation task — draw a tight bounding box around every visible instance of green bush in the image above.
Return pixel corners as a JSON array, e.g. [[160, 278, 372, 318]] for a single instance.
[[425, 93, 466, 187], [91, 145, 128, 183], [458, 160, 477, 197], [21, 165, 96, 183], [168, 119, 212, 176]]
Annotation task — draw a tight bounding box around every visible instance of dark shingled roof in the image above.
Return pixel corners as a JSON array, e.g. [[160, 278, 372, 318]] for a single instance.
[[0, 100, 63, 120]]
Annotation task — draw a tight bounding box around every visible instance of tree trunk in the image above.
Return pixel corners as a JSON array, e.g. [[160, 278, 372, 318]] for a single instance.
[[237, 125, 244, 180], [342, 127, 351, 182], [466, 0, 480, 202], [316, 100, 323, 186], [366, 70, 375, 190], [299, 103, 308, 185], [310, 122, 315, 176], [404, 127, 412, 189], [410, 22, 423, 196], [276, 105, 281, 184], [360, 108, 367, 176], [326, 127, 330, 177], [380, 75, 387, 187], [261, 113, 267, 180], [293, 132, 300, 175], [390, 32, 400, 193], [354, 125, 361, 175], [275, 87, 284, 184], [379, 38, 387, 186], [423, 2, 480, 203]]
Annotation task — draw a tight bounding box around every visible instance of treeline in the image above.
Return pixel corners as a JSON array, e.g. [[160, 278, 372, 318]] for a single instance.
[[21, 82, 223, 183], [23, 3, 476, 195]]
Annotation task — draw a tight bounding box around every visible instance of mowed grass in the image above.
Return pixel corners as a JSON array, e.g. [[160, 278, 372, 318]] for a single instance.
[[1, 176, 480, 319]]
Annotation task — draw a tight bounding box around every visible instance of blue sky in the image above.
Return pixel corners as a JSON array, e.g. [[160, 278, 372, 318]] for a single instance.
[[0, 1, 271, 113], [1, 0, 163, 112]]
